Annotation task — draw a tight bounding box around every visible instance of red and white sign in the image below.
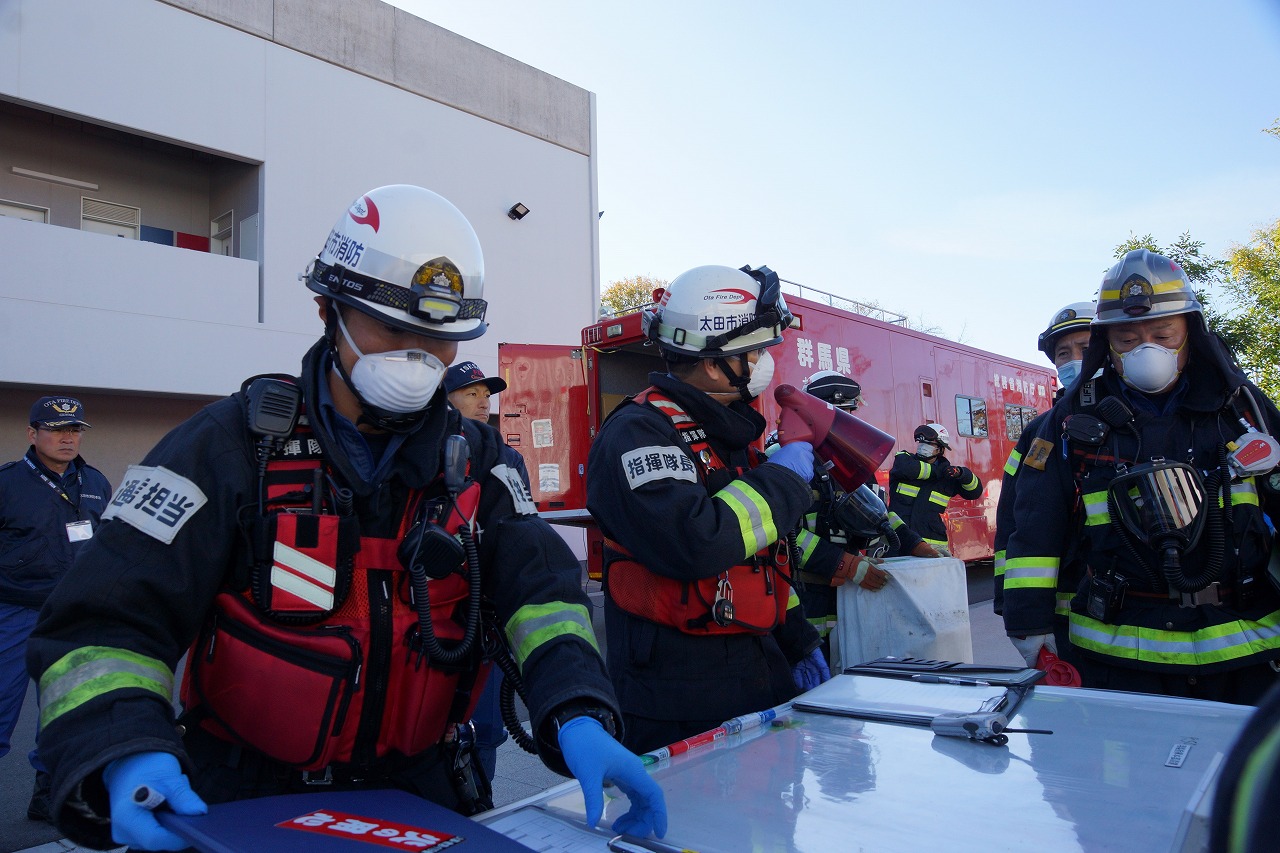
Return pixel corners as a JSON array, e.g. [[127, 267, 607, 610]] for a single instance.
[[278, 809, 462, 849]]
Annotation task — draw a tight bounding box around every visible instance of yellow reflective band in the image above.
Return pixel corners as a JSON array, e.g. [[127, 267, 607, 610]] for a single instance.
[[1226, 480, 1259, 508], [787, 590, 800, 610], [928, 491, 950, 507], [1082, 491, 1111, 527], [1004, 448, 1023, 477], [895, 483, 921, 498], [1100, 278, 1187, 302], [923, 536, 948, 548], [714, 479, 778, 558], [994, 550, 1006, 576], [505, 601, 599, 669], [39, 646, 173, 730], [1004, 556, 1059, 590], [889, 512, 906, 530], [917, 461, 931, 479], [795, 528, 820, 567], [961, 474, 980, 491], [806, 615, 836, 638], [1069, 607, 1280, 666], [1055, 591, 1074, 617], [1231, 718, 1280, 853]]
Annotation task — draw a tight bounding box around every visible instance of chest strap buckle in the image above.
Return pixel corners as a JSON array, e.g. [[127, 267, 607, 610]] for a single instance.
[[301, 766, 334, 785], [1180, 582, 1223, 608]]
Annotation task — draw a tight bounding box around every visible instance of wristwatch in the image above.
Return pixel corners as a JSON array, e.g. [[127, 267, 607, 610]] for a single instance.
[[548, 703, 618, 739]]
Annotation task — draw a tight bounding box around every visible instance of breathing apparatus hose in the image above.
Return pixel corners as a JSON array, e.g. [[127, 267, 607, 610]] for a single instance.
[[489, 628, 538, 754], [406, 509, 482, 667], [1170, 451, 1228, 592], [880, 525, 901, 556]]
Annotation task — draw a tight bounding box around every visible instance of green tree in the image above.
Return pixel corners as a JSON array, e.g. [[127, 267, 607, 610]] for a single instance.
[[600, 274, 666, 317], [1218, 219, 1280, 398]]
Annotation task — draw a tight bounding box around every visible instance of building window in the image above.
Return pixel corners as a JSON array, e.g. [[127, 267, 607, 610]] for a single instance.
[[1005, 404, 1040, 440], [81, 197, 139, 239], [0, 199, 49, 223], [956, 395, 988, 438]]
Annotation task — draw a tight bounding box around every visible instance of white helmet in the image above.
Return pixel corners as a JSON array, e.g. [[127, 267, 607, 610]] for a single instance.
[[1037, 301, 1096, 361], [914, 423, 951, 451], [642, 265, 792, 358], [306, 185, 486, 341]]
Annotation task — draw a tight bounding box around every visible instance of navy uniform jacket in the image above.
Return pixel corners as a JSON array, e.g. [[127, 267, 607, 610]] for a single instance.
[[1002, 355, 1280, 673], [586, 372, 818, 727], [0, 449, 111, 609], [26, 340, 615, 849], [887, 451, 983, 547]]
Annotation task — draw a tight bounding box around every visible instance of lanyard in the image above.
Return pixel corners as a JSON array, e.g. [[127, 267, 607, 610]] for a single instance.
[[24, 456, 82, 514]]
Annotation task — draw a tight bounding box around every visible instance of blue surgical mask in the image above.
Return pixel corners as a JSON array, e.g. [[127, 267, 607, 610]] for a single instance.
[[1056, 359, 1082, 388]]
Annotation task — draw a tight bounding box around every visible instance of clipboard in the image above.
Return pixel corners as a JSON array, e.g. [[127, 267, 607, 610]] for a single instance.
[[843, 656, 1045, 689], [155, 789, 533, 853]]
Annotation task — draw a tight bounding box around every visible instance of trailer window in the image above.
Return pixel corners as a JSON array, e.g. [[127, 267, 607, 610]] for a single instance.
[[955, 396, 988, 438], [1005, 405, 1040, 440]]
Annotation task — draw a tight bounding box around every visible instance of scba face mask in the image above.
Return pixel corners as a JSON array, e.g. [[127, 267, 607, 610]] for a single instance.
[[336, 313, 446, 413], [1116, 342, 1182, 394], [745, 351, 775, 399]]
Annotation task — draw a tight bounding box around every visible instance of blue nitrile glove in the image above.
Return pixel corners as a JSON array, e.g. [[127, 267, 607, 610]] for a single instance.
[[558, 716, 668, 839], [103, 751, 208, 851], [792, 647, 831, 692], [767, 440, 815, 483]]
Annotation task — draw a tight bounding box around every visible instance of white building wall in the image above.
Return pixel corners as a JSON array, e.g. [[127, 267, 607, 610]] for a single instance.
[[0, 0, 599, 400]]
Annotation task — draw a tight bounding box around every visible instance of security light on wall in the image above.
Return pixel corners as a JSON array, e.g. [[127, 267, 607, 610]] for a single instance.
[[507, 202, 529, 221]]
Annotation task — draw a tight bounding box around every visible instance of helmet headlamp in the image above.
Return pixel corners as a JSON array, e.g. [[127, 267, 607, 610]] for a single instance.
[[409, 259, 465, 323]]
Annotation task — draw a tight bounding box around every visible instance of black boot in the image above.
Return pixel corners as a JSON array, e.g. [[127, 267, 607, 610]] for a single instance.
[[27, 770, 52, 823]]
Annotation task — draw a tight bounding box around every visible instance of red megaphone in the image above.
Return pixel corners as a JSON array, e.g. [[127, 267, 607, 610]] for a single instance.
[[774, 384, 896, 491], [1036, 648, 1082, 687]]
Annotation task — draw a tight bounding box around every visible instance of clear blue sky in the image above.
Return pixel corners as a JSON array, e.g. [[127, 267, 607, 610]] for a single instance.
[[391, 1, 1280, 366]]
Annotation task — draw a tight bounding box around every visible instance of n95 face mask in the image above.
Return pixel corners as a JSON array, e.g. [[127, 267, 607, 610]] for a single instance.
[[745, 350, 775, 399], [337, 313, 446, 413], [1116, 342, 1182, 394]]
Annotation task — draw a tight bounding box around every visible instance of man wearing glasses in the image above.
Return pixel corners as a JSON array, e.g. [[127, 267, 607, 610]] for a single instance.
[[0, 396, 112, 823]]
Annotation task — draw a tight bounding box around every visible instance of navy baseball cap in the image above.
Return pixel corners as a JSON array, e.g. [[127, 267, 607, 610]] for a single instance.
[[444, 361, 507, 395], [30, 396, 92, 429]]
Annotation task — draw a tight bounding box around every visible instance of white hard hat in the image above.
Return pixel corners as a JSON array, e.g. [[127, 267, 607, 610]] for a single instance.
[[306, 184, 486, 340], [642, 264, 792, 358]]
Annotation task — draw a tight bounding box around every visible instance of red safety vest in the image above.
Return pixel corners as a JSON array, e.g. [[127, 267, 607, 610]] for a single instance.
[[179, 407, 487, 771], [604, 387, 791, 636]]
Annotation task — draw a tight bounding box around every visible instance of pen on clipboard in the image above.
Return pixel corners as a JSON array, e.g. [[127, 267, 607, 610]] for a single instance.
[[912, 674, 992, 686], [609, 834, 701, 853]]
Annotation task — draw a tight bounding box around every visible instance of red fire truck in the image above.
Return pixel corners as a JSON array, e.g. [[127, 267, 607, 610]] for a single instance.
[[498, 288, 1055, 574]]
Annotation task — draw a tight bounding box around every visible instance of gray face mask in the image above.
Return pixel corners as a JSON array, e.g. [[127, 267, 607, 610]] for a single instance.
[[1116, 342, 1182, 394]]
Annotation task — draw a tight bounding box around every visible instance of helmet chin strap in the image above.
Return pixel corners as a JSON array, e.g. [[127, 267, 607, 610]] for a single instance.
[[323, 303, 429, 434], [714, 355, 754, 403]]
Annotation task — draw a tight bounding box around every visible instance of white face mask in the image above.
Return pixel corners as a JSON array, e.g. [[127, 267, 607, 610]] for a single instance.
[[1056, 359, 1083, 388], [1116, 342, 1182, 394], [916, 442, 938, 458], [745, 350, 775, 399], [336, 313, 446, 413]]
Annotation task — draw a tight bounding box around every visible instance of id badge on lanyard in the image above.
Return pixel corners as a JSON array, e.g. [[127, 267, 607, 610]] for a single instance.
[[66, 520, 93, 542]]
